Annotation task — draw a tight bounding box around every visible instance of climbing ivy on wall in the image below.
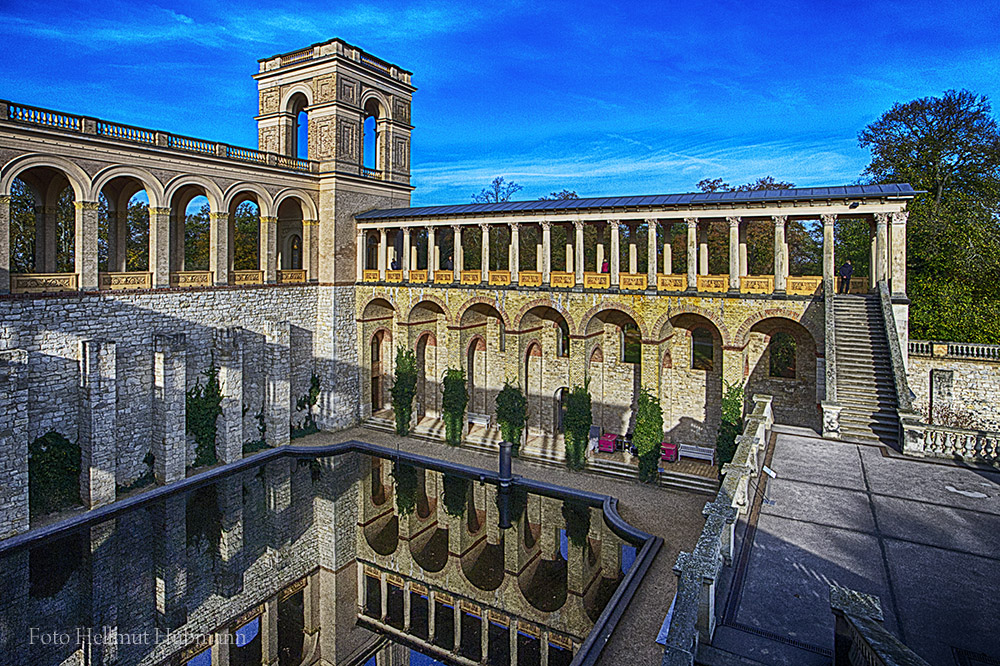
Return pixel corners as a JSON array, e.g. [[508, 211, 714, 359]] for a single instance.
[[443, 474, 469, 518], [563, 384, 592, 471], [27, 431, 81, 517], [634, 388, 664, 483], [186, 363, 223, 468], [391, 347, 417, 436], [292, 373, 322, 439], [495, 383, 527, 456], [441, 368, 468, 446]]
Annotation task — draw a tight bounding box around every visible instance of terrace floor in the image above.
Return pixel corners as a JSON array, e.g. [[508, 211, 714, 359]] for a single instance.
[[711, 427, 1000, 665]]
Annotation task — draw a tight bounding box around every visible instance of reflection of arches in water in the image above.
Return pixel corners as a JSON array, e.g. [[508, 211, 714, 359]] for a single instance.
[[462, 541, 504, 592], [518, 551, 568, 613], [363, 513, 398, 557], [371, 330, 387, 411], [410, 525, 449, 573]]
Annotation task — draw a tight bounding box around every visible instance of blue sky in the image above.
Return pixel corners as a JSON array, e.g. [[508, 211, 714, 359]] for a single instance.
[[2, 0, 998, 206]]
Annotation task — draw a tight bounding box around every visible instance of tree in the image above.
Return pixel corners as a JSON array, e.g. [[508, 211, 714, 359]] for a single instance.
[[390, 347, 417, 436], [495, 383, 527, 456], [634, 388, 664, 483], [472, 176, 523, 203], [859, 89, 1000, 342], [185, 203, 211, 271], [563, 384, 592, 470], [441, 368, 468, 446], [716, 381, 744, 470], [539, 189, 579, 200], [232, 201, 260, 270]]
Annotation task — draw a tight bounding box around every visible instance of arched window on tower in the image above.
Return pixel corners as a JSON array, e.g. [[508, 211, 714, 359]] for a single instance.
[[692, 328, 714, 371], [769, 331, 797, 378], [362, 98, 383, 175], [288, 93, 309, 160]]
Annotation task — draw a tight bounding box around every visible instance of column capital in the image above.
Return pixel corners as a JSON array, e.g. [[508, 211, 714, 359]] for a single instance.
[[685, 216, 698, 228], [890, 211, 908, 225], [510, 221, 520, 232], [771, 214, 787, 226], [727, 215, 741, 228], [539, 219, 551, 231], [403, 226, 412, 236], [209, 211, 229, 221], [573, 219, 584, 231], [478, 221, 489, 232], [149, 207, 171, 216], [302, 219, 319, 227], [821, 213, 836, 227], [645, 217, 658, 225], [874, 212, 890, 227], [74, 201, 101, 212], [0, 194, 10, 205], [260, 215, 277, 224]]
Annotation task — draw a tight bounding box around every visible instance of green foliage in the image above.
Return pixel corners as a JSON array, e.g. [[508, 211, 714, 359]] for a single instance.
[[495, 383, 527, 455], [441, 368, 468, 446], [443, 474, 469, 518], [561, 500, 591, 548], [28, 431, 82, 517], [634, 388, 664, 483], [184, 203, 211, 271], [563, 384, 592, 471], [390, 347, 417, 436], [716, 382, 745, 470], [392, 461, 417, 516], [186, 363, 223, 468], [292, 373, 322, 439], [232, 200, 260, 271]]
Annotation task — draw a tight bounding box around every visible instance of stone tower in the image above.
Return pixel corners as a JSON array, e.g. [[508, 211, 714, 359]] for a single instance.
[[254, 38, 415, 283]]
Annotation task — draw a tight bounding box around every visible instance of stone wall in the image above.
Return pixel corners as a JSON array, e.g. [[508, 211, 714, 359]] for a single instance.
[[908, 351, 1000, 431]]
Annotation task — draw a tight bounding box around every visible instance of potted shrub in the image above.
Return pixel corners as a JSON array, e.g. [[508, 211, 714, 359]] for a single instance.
[[634, 388, 664, 483], [442, 368, 468, 446]]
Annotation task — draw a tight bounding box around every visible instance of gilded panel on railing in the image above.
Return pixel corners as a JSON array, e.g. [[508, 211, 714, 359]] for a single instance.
[[362, 269, 380, 282], [98, 272, 152, 291], [278, 270, 306, 284], [434, 270, 453, 284], [386, 270, 403, 283], [230, 270, 264, 286], [408, 270, 428, 283], [488, 271, 511, 286], [519, 271, 542, 287], [786, 276, 822, 296], [170, 271, 213, 287], [620, 273, 647, 290], [460, 270, 481, 285], [550, 272, 575, 288], [11, 273, 79, 294], [697, 275, 728, 293], [740, 275, 774, 294], [583, 272, 610, 289], [657, 274, 687, 292]]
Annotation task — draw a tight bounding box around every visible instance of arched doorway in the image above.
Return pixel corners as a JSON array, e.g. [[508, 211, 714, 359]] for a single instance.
[[416, 333, 429, 419], [371, 330, 385, 412]]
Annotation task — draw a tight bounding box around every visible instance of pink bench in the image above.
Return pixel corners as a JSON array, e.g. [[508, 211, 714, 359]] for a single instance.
[[598, 434, 618, 453], [661, 442, 677, 462]]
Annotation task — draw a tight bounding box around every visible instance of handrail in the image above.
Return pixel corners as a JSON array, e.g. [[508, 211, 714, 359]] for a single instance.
[[2, 98, 317, 174], [877, 281, 914, 412]]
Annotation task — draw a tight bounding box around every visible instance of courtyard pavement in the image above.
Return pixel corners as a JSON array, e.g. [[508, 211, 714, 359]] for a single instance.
[[302, 426, 709, 666], [712, 428, 1000, 666]]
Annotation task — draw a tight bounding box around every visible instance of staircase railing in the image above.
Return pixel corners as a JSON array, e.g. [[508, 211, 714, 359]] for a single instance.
[[877, 281, 925, 454], [821, 277, 842, 438]]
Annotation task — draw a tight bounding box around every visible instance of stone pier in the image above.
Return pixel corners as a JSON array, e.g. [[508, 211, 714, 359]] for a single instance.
[[215, 327, 245, 464], [153, 333, 186, 484], [152, 494, 188, 630], [79, 339, 117, 509], [0, 349, 29, 538], [264, 320, 291, 447]]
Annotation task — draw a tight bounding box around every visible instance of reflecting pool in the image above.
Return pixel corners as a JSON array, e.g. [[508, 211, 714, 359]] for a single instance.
[[0, 450, 646, 666]]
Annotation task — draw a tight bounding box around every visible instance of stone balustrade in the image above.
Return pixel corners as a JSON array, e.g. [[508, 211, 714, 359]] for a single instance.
[[661, 395, 773, 665], [909, 339, 1000, 362], [924, 425, 1000, 463]]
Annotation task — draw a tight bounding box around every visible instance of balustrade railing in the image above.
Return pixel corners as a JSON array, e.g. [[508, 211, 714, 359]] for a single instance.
[[909, 339, 1000, 361], [924, 425, 1000, 462], [360, 54, 391, 74], [98, 272, 152, 291], [2, 99, 316, 173], [280, 47, 314, 66], [361, 167, 383, 180], [10, 273, 79, 294]]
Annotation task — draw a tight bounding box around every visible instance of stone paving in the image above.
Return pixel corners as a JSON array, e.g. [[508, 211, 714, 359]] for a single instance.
[[712, 429, 1000, 665], [302, 425, 709, 665]]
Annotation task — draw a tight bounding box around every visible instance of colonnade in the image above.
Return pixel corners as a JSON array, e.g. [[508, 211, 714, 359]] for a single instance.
[[358, 212, 908, 295]]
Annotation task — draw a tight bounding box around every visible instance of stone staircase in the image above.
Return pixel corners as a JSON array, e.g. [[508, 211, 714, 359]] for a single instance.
[[833, 294, 900, 447]]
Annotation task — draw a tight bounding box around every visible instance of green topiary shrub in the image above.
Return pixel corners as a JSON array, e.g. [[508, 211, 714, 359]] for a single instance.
[[392, 461, 417, 516], [27, 431, 81, 517], [441, 368, 468, 446], [186, 363, 223, 468], [716, 381, 745, 471], [634, 388, 664, 483], [563, 384, 592, 471], [443, 474, 469, 518], [561, 500, 591, 548], [495, 383, 527, 456], [390, 347, 417, 436]]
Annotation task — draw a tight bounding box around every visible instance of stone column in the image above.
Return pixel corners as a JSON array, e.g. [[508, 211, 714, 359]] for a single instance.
[[453, 602, 462, 653], [428, 227, 437, 276], [647, 218, 658, 286], [0, 349, 28, 538], [262, 597, 279, 665], [210, 211, 230, 285], [727, 216, 740, 291], [574, 220, 584, 284], [356, 230, 365, 282], [610, 219, 620, 287], [215, 327, 244, 465], [380, 573, 388, 622], [264, 320, 291, 447], [698, 222, 709, 275], [41, 205, 58, 273], [171, 209, 185, 272], [379, 228, 387, 280], [152, 495, 188, 630], [153, 333, 186, 484], [874, 212, 889, 286], [541, 220, 552, 285], [510, 222, 520, 283], [686, 217, 697, 290], [79, 339, 117, 509], [481, 223, 490, 282], [260, 215, 278, 283], [663, 240, 672, 274], [428, 590, 436, 641], [0, 195, 9, 293], [738, 219, 748, 276], [869, 220, 878, 291], [31, 204, 46, 274], [773, 215, 787, 293], [304, 219, 319, 281], [402, 227, 411, 280], [453, 226, 464, 281], [75, 201, 100, 290], [822, 214, 836, 284], [218, 476, 244, 596], [149, 207, 171, 288], [890, 211, 907, 295]]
